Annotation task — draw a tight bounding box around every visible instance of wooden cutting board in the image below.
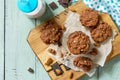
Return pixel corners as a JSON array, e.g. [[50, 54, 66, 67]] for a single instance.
[[27, 2, 120, 80]]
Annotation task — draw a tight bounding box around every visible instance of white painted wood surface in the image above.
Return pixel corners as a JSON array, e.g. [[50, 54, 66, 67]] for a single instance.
[[99, 55, 120, 80], [5, 0, 36, 80], [1, 0, 120, 80], [0, 0, 4, 80]]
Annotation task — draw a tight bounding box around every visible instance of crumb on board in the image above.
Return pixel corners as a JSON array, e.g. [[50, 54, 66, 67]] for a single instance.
[[48, 48, 56, 55], [45, 58, 53, 66], [69, 72, 74, 79]]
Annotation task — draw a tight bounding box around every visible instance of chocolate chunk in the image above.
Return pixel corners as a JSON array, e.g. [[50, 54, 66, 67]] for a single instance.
[[64, 65, 71, 70], [57, 41, 62, 47], [60, 52, 64, 58], [49, 2, 58, 10], [28, 68, 34, 73], [61, 0, 69, 4], [51, 62, 63, 76], [58, 0, 71, 7]]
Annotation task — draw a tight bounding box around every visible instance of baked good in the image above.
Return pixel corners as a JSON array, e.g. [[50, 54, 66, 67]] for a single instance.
[[91, 21, 112, 43], [67, 31, 90, 55], [40, 23, 62, 44], [73, 56, 93, 72], [80, 8, 99, 28], [89, 48, 98, 56]]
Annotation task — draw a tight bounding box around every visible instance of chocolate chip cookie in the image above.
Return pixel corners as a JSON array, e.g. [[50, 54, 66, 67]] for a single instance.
[[67, 31, 90, 55], [40, 23, 62, 44], [73, 56, 93, 72], [80, 8, 99, 28], [91, 21, 112, 43]]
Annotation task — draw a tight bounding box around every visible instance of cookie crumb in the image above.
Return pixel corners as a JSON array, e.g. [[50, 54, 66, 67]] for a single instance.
[[69, 72, 73, 79], [94, 42, 100, 47], [71, 10, 77, 12], [61, 25, 66, 30], [48, 48, 56, 55], [28, 68, 34, 73], [89, 48, 98, 56], [60, 52, 64, 58], [45, 58, 53, 66]]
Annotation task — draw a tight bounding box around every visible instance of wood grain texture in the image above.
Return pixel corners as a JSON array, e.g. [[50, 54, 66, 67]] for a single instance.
[[0, 0, 4, 80], [27, 2, 120, 80], [5, 0, 36, 80]]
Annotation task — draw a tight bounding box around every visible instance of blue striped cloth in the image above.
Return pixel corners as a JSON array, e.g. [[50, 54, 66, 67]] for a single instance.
[[83, 0, 120, 30]]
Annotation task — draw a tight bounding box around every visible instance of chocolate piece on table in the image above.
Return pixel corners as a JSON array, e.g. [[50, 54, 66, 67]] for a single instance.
[[58, 0, 71, 7], [28, 68, 34, 73], [49, 2, 58, 10], [51, 62, 63, 76]]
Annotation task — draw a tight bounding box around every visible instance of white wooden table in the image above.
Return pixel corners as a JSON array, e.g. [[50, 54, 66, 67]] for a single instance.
[[0, 0, 120, 80]]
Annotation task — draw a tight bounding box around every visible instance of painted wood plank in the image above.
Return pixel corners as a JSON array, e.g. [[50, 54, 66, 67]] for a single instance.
[[0, 0, 4, 80], [35, 0, 98, 80], [99, 55, 120, 80], [5, 0, 36, 80]]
